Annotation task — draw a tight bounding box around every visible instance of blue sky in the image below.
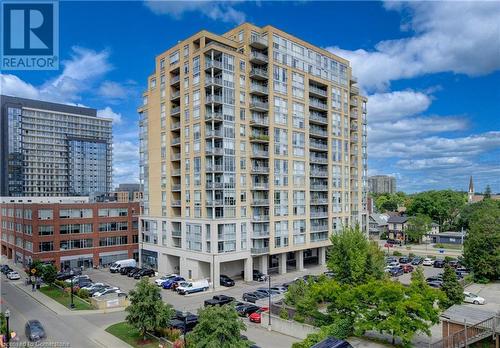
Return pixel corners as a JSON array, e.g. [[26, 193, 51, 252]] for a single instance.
[[3, 1, 500, 193]]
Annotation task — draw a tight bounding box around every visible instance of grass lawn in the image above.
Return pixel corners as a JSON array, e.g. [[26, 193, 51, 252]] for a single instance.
[[39, 285, 93, 310], [105, 322, 161, 348], [433, 243, 463, 250]]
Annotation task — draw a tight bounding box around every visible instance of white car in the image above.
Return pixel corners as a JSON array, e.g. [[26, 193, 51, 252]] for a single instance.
[[81, 282, 105, 291], [7, 271, 20, 280], [154, 274, 178, 286], [93, 287, 119, 297], [423, 258, 434, 266], [65, 275, 90, 283], [464, 292, 485, 305], [387, 261, 400, 268]]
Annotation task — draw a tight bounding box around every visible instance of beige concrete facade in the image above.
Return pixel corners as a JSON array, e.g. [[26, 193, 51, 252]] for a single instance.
[[138, 24, 367, 286]]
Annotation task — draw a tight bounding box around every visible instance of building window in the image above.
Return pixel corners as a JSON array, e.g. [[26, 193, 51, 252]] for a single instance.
[[292, 131, 305, 157], [293, 191, 306, 215], [274, 221, 289, 247]]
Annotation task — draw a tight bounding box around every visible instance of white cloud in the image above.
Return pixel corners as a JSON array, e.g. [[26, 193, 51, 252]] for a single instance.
[[328, 1, 500, 91], [98, 80, 129, 100], [368, 90, 432, 122], [113, 140, 140, 185], [396, 157, 473, 170], [97, 106, 122, 125], [144, 1, 246, 24]]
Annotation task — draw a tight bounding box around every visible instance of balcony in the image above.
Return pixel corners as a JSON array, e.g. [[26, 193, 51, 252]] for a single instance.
[[250, 115, 269, 127], [170, 90, 180, 101], [172, 184, 181, 191], [206, 199, 224, 206], [205, 59, 223, 71], [311, 211, 328, 218], [350, 75, 358, 83], [206, 147, 224, 156], [171, 153, 181, 161], [171, 137, 181, 146], [350, 99, 358, 107], [310, 183, 328, 191], [249, 36, 268, 49], [350, 135, 359, 143], [251, 166, 269, 174], [350, 124, 358, 131], [205, 111, 224, 122], [311, 224, 329, 232], [205, 77, 223, 88], [171, 168, 181, 176], [309, 85, 328, 98], [251, 199, 269, 206], [310, 140, 328, 151], [251, 149, 269, 158], [205, 129, 224, 138], [309, 99, 328, 111], [251, 182, 269, 190], [172, 200, 181, 207], [310, 156, 328, 164], [250, 134, 269, 143], [171, 106, 181, 116], [170, 75, 180, 86], [251, 247, 269, 255], [250, 83, 269, 96], [171, 122, 181, 130], [310, 128, 328, 138], [206, 164, 224, 172], [205, 94, 223, 105], [250, 51, 268, 64], [252, 231, 270, 238], [350, 85, 359, 95], [310, 170, 328, 177], [250, 68, 268, 80], [249, 100, 269, 112], [206, 182, 224, 189], [252, 215, 270, 222], [310, 198, 328, 205], [310, 233, 329, 242], [309, 112, 328, 125]]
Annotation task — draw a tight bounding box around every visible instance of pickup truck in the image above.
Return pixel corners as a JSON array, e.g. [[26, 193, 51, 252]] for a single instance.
[[204, 295, 235, 307]]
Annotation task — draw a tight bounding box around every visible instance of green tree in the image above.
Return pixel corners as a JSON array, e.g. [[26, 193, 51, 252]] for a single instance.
[[484, 185, 492, 199], [407, 190, 466, 229], [284, 279, 308, 306], [41, 264, 57, 284], [327, 227, 384, 285], [463, 201, 500, 282], [187, 305, 250, 348], [406, 214, 432, 243], [441, 265, 464, 308], [456, 199, 500, 230], [125, 278, 175, 340]]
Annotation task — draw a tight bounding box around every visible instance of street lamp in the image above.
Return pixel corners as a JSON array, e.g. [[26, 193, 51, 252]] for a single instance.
[[267, 275, 271, 330], [69, 270, 75, 309], [5, 309, 10, 346], [182, 310, 188, 347]]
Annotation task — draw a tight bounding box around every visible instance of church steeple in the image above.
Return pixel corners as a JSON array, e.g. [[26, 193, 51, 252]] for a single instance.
[[468, 176, 474, 203]]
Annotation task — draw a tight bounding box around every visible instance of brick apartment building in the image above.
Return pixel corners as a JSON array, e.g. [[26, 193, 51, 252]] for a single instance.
[[0, 197, 139, 270]]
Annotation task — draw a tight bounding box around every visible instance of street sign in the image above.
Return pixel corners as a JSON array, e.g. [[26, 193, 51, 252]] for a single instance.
[[31, 269, 36, 274]]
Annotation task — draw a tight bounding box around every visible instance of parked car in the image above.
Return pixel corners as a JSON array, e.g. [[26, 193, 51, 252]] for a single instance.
[[303, 275, 319, 283], [56, 268, 82, 280], [386, 239, 402, 246], [447, 260, 460, 268], [177, 279, 209, 295], [155, 274, 178, 286], [162, 276, 185, 289], [242, 291, 267, 303], [119, 266, 136, 275], [127, 267, 141, 277], [387, 261, 400, 268], [248, 307, 269, 323], [270, 286, 287, 294], [220, 274, 235, 287], [242, 269, 266, 281], [204, 295, 235, 307], [1, 265, 12, 274], [236, 303, 261, 317], [433, 260, 446, 268], [25, 320, 46, 341], [171, 280, 185, 292], [311, 337, 353, 348], [7, 271, 21, 280], [81, 282, 105, 291], [134, 268, 155, 279], [323, 271, 335, 278], [399, 257, 410, 264], [423, 258, 434, 266], [109, 259, 136, 273], [411, 257, 423, 265], [255, 288, 280, 297], [401, 264, 414, 273], [388, 267, 404, 277], [88, 285, 111, 296], [427, 281, 443, 289], [64, 275, 90, 284], [169, 311, 198, 333], [385, 256, 397, 263], [463, 292, 485, 305], [93, 287, 119, 297], [456, 267, 470, 274]]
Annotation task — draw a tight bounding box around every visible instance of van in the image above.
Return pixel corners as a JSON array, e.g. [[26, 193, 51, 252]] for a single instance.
[[109, 259, 137, 273], [177, 279, 209, 295]]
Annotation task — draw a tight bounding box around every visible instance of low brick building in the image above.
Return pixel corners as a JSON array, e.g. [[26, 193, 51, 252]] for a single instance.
[[0, 197, 139, 270]]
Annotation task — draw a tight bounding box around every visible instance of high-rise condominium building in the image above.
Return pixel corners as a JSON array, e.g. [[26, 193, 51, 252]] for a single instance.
[[0, 95, 113, 197], [368, 175, 396, 194], [138, 24, 367, 285]]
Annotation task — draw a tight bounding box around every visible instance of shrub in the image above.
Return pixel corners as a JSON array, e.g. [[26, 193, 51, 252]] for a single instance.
[[162, 328, 182, 342], [77, 288, 89, 299], [409, 252, 415, 258], [279, 306, 289, 320], [435, 243, 445, 248], [393, 251, 402, 256], [54, 280, 66, 288], [294, 313, 305, 323], [173, 339, 184, 348]]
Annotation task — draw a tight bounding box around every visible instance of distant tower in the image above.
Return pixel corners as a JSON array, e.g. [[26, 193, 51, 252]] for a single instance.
[[468, 176, 474, 203]]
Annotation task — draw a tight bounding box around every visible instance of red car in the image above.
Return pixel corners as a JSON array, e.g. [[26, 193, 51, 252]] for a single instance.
[[248, 307, 269, 323], [402, 264, 414, 273]]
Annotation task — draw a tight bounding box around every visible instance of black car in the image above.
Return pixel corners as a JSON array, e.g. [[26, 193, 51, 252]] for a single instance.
[[220, 274, 235, 287], [434, 260, 446, 268], [411, 257, 423, 265], [311, 337, 353, 348], [134, 268, 155, 279], [242, 291, 267, 303], [1, 265, 13, 275], [236, 303, 260, 317], [427, 281, 443, 289], [120, 266, 135, 275], [56, 268, 82, 281], [169, 311, 198, 332], [388, 267, 404, 277], [447, 260, 460, 268], [25, 320, 46, 342], [399, 257, 410, 264], [127, 267, 141, 277]]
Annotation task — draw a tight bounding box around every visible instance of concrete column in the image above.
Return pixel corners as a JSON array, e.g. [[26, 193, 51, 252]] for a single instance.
[[318, 247, 326, 265], [279, 253, 287, 274], [296, 250, 304, 271], [211, 258, 220, 290], [244, 257, 253, 282], [259, 255, 268, 274], [179, 256, 188, 279]]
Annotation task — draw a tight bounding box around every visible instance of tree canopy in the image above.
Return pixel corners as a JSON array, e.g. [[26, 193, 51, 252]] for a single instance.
[[407, 190, 466, 228], [125, 278, 174, 339], [441, 265, 464, 308], [187, 305, 250, 348], [406, 214, 432, 243], [327, 226, 385, 285], [373, 192, 408, 212]]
